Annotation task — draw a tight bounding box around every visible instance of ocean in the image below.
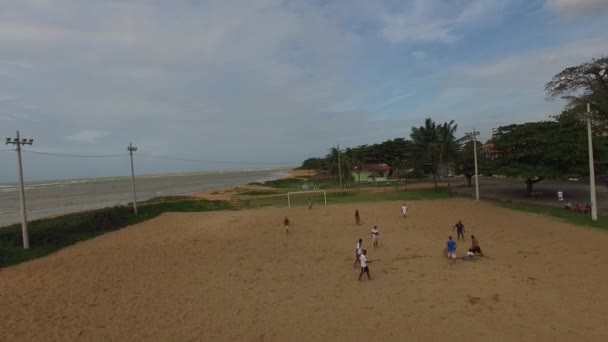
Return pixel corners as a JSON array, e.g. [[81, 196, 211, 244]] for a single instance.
[[0, 168, 288, 227]]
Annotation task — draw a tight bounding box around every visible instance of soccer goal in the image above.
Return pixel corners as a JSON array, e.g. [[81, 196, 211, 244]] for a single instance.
[[287, 190, 327, 208]]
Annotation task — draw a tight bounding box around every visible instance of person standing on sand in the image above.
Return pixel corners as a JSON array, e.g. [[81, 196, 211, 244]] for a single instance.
[[308, 198, 313, 210], [446, 236, 457, 261], [354, 239, 363, 268], [453, 220, 465, 241], [371, 226, 379, 248], [358, 250, 372, 281], [470, 235, 484, 256], [355, 209, 361, 225], [283, 217, 290, 235], [401, 204, 408, 218]]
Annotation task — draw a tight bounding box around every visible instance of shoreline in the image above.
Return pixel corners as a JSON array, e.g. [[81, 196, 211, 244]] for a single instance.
[[0, 168, 290, 227], [190, 168, 305, 201]]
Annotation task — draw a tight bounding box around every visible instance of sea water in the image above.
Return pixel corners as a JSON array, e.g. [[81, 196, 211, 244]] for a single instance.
[[0, 168, 288, 227]]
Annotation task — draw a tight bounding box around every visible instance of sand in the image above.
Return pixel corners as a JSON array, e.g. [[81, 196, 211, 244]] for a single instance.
[[1, 199, 607, 341]]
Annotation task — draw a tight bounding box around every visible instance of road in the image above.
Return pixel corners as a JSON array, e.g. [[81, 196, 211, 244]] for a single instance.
[[449, 176, 608, 209]]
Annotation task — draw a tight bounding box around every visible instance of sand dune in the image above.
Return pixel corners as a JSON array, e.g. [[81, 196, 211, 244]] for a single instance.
[[1, 199, 607, 341]]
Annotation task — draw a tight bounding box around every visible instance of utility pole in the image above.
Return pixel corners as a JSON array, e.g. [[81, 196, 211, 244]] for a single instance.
[[465, 131, 480, 201], [337, 144, 343, 190], [128, 142, 138, 215], [5, 131, 34, 249], [586, 103, 598, 221]]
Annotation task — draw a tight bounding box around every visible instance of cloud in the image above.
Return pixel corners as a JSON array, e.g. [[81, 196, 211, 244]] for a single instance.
[[65, 130, 109, 143], [0, 0, 606, 181], [546, 0, 608, 16], [378, 0, 506, 44]]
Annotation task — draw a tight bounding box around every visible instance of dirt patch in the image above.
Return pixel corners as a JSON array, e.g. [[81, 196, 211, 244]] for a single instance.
[[1, 199, 607, 341]]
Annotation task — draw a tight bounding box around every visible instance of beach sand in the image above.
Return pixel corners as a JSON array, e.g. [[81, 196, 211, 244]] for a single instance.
[[1, 199, 607, 341]]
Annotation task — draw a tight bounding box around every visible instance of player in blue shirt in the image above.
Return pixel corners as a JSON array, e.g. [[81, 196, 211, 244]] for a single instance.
[[446, 236, 457, 260]]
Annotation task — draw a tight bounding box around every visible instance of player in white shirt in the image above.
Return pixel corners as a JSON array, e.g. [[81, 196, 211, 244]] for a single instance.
[[358, 250, 372, 280], [353, 239, 363, 268], [401, 204, 408, 218], [370, 226, 379, 248]]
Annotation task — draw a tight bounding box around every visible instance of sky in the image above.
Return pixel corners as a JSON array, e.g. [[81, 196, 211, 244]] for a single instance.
[[1, 0, 607, 182]]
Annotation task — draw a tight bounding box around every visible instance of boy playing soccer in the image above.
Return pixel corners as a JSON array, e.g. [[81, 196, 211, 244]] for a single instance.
[[371, 226, 379, 248], [401, 204, 408, 218], [353, 239, 363, 268], [446, 236, 457, 261], [355, 209, 360, 225], [283, 217, 290, 235], [358, 250, 372, 281], [453, 220, 465, 240]]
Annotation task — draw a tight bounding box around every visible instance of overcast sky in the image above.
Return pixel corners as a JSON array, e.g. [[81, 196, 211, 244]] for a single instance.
[[1, 0, 607, 182]]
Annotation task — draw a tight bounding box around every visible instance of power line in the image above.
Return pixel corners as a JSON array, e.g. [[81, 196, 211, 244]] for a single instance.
[[0, 148, 15, 152], [22, 150, 128, 158], [135, 153, 295, 165]]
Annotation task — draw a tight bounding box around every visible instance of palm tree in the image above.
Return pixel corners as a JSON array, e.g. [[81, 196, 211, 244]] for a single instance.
[[326, 147, 352, 187], [438, 120, 458, 194], [353, 149, 366, 182], [411, 118, 441, 189]]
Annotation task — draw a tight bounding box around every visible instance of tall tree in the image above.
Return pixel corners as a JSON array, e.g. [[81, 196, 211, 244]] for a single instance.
[[438, 120, 458, 193], [352, 149, 366, 182], [326, 147, 352, 183], [411, 118, 441, 189], [545, 56, 608, 116], [490, 116, 607, 195], [454, 141, 476, 186]]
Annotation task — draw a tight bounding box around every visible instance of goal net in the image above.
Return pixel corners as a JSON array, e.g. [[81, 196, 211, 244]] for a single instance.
[[287, 190, 327, 208]]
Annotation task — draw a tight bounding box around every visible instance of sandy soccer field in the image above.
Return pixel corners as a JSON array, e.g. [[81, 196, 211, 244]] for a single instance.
[[1, 199, 608, 341]]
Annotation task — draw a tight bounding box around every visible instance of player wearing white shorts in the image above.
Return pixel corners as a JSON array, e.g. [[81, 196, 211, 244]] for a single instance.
[[358, 250, 372, 280], [353, 239, 363, 268], [371, 226, 379, 248], [401, 204, 408, 218], [446, 236, 457, 261]]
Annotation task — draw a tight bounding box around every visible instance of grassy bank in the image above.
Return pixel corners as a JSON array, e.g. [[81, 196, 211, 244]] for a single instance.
[[0, 199, 233, 268], [497, 201, 608, 230], [239, 188, 452, 208]]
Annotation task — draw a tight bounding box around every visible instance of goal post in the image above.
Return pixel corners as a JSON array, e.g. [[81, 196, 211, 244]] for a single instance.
[[287, 190, 327, 208]]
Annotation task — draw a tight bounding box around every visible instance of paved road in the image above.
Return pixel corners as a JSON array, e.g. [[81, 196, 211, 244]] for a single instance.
[[449, 177, 608, 210]]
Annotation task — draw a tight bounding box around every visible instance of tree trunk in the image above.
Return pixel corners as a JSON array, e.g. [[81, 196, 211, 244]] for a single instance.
[[432, 172, 438, 190], [525, 177, 543, 196], [446, 162, 452, 195]]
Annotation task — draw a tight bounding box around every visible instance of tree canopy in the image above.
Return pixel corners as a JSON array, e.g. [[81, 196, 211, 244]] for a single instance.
[[490, 116, 607, 193], [545, 56, 608, 116]]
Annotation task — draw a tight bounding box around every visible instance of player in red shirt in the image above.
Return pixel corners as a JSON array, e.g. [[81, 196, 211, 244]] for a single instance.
[[355, 209, 360, 225], [283, 217, 290, 235]]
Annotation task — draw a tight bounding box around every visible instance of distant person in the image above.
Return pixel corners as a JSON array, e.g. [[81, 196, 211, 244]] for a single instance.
[[354, 239, 363, 268], [446, 236, 457, 261], [470, 235, 483, 256], [401, 204, 408, 218], [308, 197, 313, 210], [358, 249, 372, 281], [371, 226, 379, 248], [355, 209, 361, 225], [557, 191, 564, 202], [453, 220, 465, 241], [283, 217, 290, 235]]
